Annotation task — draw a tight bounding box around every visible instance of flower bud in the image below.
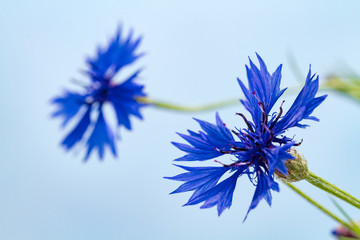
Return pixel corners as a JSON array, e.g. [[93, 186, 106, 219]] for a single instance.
[[332, 223, 360, 239], [275, 149, 309, 182]]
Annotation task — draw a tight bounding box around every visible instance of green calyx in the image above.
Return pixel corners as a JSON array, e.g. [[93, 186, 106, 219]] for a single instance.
[[276, 149, 309, 182]]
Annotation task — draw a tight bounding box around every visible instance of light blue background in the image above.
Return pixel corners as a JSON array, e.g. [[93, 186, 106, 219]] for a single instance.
[[1, 1, 360, 239]]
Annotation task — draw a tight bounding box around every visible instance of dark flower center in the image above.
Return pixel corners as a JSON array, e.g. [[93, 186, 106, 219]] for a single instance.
[[215, 99, 292, 169], [85, 80, 112, 104]]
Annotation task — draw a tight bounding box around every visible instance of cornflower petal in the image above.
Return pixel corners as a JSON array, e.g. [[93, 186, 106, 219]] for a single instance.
[[171, 142, 223, 161], [51, 91, 86, 127], [87, 28, 144, 80], [165, 165, 229, 200], [273, 67, 327, 134], [244, 169, 279, 221], [186, 168, 245, 216], [108, 70, 146, 130], [61, 106, 91, 150], [171, 113, 235, 162], [238, 53, 287, 127], [264, 143, 295, 175], [85, 110, 116, 160]]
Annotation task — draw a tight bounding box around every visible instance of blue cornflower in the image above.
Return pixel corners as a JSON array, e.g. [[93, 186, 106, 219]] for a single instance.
[[166, 54, 327, 219], [51, 28, 146, 160]]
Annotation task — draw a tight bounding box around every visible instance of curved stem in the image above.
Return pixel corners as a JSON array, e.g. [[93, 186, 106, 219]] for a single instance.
[[136, 97, 240, 112], [136, 83, 329, 113], [306, 171, 360, 210], [284, 181, 356, 234]]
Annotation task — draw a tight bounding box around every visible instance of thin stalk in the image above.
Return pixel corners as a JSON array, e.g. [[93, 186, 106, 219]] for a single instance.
[[136, 97, 239, 112], [306, 171, 360, 210], [135, 84, 306, 113], [284, 181, 356, 233]]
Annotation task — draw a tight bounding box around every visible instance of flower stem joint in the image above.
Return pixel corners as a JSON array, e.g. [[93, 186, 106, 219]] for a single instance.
[[276, 149, 309, 182]]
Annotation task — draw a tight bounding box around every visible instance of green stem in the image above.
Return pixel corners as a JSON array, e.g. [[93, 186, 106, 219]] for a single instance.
[[136, 83, 329, 113], [284, 181, 355, 233], [331, 198, 360, 237], [306, 171, 360, 210], [136, 97, 240, 112]]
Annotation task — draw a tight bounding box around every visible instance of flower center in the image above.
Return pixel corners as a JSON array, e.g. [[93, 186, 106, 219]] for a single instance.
[[85, 80, 112, 104]]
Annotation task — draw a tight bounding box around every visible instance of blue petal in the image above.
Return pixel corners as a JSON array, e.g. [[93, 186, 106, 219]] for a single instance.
[[237, 78, 262, 127], [86, 27, 143, 80], [171, 142, 222, 161], [194, 113, 235, 149], [51, 90, 86, 127], [215, 112, 235, 141], [108, 70, 147, 130], [176, 133, 215, 150], [264, 143, 295, 175], [85, 110, 117, 160], [243, 169, 279, 221], [255, 53, 286, 111], [185, 168, 246, 216], [273, 67, 327, 134], [238, 54, 286, 127], [172, 113, 235, 162], [61, 106, 91, 150], [165, 165, 229, 200]]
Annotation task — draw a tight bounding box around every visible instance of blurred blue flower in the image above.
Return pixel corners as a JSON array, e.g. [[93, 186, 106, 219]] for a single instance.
[[51, 28, 146, 160], [166, 54, 327, 219], [332, 225, 358, 239]]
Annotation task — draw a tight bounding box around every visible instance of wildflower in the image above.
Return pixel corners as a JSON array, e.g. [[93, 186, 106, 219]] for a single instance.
[[51, 28, 146, 160], [165, 54, 327, 219]]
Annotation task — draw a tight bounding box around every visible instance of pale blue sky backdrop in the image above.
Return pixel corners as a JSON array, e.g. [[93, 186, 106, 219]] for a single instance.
[[1, 1, 360, 239]]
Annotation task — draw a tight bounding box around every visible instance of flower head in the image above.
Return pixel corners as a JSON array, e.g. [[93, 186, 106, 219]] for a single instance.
[[166, 54, 327, 219], [51, 27, 146, 160]]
